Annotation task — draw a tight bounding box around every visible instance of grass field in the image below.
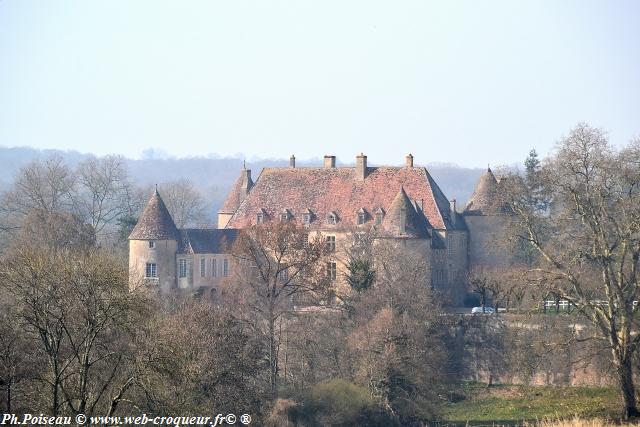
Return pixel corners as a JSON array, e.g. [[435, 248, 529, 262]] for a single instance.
[[438, 382, 623, 426]]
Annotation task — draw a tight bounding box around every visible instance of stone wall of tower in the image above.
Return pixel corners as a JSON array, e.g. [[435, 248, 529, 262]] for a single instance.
[[465, 215, 511, 269], [129, 239, 177, 293], [440, 229, 468, 305]]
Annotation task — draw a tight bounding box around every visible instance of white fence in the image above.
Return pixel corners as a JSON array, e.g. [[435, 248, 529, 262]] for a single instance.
[[543, 299, 638, 310]]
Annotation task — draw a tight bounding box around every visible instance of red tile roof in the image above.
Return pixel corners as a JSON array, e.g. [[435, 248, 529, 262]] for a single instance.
[[225, 166, 458, 230]]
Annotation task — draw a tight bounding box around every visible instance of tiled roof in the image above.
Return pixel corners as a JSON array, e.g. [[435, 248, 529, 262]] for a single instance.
[[379, 187, 430, 238], [178, 229, 238, 254], [226, 165, 459, 230], [463, 168, 500, 215], [129, 190, 179, 240], [220, 169, 253, 214]]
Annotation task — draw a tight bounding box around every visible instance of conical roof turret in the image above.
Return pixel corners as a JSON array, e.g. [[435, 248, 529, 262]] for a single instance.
[[380, 187, 429, 238], [129, 188, 179, 240], [464, 167, 500, 215]]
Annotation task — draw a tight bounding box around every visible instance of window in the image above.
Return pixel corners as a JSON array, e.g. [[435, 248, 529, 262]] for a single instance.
[[302, 212, 312, 225], [357, 212, 366, 225], [179, 259, 187, 278], [223, 259, 229, 277], [145, 263, 157, 278], [149, 241, 155, 248], [447, 234, 455, 256], [325, 235, 336, 252], [278, 268, 289, 282], [327, 262, 337, 281], [280, 210, 291, 222], [212, 258, 217, 277], [200, 258, 206, 277], [327, 212, 337, 224], [256, 212, 264, 224], [375, 209, 384, 225]]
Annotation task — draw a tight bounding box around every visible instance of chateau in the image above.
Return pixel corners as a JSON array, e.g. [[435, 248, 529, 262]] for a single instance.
[[129, 154, 506, 304]]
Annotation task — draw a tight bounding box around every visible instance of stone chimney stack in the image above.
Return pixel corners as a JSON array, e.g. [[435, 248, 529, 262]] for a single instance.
[[356, 153, 368, 180], [324, 155, 336, 168], [406, 153, 414, 168], [450, 199, 457, 225], [290, 155, 296, 168]]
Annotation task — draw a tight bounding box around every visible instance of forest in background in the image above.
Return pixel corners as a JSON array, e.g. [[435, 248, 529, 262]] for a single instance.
[[0, 146, 486, 222]]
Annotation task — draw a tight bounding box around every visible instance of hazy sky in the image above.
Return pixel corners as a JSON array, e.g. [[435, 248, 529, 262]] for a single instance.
[[1, 1, 639, 167]]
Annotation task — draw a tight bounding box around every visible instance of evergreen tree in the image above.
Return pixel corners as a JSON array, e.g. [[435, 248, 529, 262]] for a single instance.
[[346, 258, 376, 293]]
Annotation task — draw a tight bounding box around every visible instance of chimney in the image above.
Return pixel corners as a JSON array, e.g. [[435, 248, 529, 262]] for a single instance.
[[356, 153, 367, 180], [406, 153, 414, 168], [450, 199, 457, 225], [324, 155, 336, 168], [290, 155, 296, 168]]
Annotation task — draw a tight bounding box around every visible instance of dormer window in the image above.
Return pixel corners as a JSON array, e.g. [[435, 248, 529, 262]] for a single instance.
[[374, 208, 385, 225], [256, 208, 267, 224], [327, 211, 338, 225], [280, 209, 292, 222], [302, 209, 313, 225], [357, 208, 367, 225]]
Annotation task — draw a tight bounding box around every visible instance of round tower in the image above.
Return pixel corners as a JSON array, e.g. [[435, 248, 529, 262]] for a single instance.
[[463, 167, 510, 269], [128, 188, 180, 293]]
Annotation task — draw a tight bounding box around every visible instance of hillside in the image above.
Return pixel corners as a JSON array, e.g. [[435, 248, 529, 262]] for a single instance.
[[0, 146, 487, 216]]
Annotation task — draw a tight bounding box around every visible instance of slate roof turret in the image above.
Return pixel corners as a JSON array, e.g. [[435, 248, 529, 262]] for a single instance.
[[129, 188, 179, 240], [464, 167, 500, 215]]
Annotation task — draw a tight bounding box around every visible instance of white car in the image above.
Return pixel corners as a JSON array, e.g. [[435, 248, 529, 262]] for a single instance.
[[471, 306, 495, 314]]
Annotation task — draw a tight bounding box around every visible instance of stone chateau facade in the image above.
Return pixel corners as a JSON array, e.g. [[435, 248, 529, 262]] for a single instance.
[[128, 153, 507, 304]]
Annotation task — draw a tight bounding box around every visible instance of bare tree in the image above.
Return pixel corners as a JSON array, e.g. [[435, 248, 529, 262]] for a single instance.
[[75, 155, 132, 237], [501, 123, 640, 418], [0, 245, 149, 416], [2, 156, 76, 216], [225, 221, 329, 398], [156, 179, 208, 228], [133, 296, 264, 417], [346, 240, 447, 422]]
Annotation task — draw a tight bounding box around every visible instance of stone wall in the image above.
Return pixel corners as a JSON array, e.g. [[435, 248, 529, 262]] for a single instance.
[[446, 314, 615, 386]]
